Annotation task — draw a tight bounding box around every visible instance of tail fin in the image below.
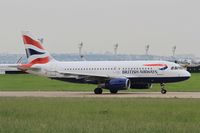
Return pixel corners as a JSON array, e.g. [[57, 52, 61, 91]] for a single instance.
[[22, 31, 53, 65]]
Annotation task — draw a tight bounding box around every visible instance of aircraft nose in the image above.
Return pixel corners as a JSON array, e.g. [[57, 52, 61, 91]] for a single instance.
[[184, 70, 191, 78]]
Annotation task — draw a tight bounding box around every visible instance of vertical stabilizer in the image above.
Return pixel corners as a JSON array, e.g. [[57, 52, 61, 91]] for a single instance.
[[22, 31, 53, 65]]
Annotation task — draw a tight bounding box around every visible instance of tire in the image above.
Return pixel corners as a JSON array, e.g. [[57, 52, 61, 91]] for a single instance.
[[94, 88, 103, 94], [161, 89, 167, 94], [109, 88, 118, 94]]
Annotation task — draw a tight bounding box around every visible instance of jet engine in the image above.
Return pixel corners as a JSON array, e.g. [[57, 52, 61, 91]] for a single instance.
[[104, 78, 131, 93]]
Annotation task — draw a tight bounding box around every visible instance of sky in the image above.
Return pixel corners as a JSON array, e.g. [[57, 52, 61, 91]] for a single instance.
[[0, 0, 200, 57]]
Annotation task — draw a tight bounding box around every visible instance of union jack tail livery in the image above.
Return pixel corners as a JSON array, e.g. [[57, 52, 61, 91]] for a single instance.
[[22, 31, 53, 65]]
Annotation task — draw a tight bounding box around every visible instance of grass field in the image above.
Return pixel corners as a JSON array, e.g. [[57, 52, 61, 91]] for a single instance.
[[1, 75, 200, 133], [0, 73, 199, 92], [0, 74, 95, 91], [0, 98, 200, 133]]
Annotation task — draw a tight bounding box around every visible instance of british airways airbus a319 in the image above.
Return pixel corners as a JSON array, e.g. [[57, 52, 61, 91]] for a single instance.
[[0, 31, 191, 94]]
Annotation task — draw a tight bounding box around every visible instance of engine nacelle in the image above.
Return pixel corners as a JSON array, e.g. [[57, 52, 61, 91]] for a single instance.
[[130, 83, 152, 89], [104, 78, 131, 90]]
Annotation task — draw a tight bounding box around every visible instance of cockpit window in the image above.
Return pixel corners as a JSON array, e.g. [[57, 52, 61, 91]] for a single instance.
[[171, 66, 184, 70]]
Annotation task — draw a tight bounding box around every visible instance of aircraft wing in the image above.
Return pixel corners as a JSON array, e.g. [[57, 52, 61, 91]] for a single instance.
[[58, 70, 118, 77], [57, 71, 111, 82], [56, 70, 134, 81]]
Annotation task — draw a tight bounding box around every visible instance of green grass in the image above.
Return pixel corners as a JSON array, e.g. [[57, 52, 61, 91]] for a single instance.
[[0, 73, 199, 92], [0, 98, 200, 133], [0, 74, 95, 91]]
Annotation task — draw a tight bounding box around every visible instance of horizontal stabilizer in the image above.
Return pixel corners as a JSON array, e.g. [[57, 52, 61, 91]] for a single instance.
[[0, 64, 41, 71]]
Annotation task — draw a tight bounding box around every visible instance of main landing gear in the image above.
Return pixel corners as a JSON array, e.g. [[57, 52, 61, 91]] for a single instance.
[[109, 88, 118, 94], [160, 83, 167, 94], [94, 83, 118, 94], [94, 88, 103, 94], [94, 88, 119, 94]]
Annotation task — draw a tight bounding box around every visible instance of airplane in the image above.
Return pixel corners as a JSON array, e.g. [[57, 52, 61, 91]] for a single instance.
[[0, 31, 191, 94]]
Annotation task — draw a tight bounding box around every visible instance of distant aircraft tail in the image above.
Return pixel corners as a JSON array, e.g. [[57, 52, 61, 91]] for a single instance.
[[22, 31, 54, 65]]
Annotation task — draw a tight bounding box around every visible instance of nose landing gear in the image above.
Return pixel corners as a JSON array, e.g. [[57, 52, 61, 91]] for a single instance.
[[160, 83, 167, 94]]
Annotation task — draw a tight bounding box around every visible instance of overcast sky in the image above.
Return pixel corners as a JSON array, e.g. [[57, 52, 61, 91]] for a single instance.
[[0, 0, 199, 57]]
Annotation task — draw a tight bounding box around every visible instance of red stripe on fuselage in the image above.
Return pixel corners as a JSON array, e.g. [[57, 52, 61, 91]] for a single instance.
[[144, 64, 167, 67], [23, 35, 44, 50]]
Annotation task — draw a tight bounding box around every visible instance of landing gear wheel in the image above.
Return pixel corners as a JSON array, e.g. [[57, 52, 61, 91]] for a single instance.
[[109, 89, 118, 94], [94, 88, 103, 94], [160, 83, 167, 94], [161, 89, 167, 94]]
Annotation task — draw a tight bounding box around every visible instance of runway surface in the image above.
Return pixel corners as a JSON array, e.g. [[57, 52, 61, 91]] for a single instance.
[[0, 91, 200, 98]]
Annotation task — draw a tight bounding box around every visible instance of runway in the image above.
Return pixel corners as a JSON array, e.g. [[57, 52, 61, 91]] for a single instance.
[[0, 91, 200, 98]]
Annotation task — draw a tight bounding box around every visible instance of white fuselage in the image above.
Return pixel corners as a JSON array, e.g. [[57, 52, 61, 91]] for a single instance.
[[28, 60, 191, 84]]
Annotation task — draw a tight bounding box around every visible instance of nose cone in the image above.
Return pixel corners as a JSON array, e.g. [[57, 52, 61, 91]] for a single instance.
[[186, 71, 191, 77], [183, 70, 191, 80]]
